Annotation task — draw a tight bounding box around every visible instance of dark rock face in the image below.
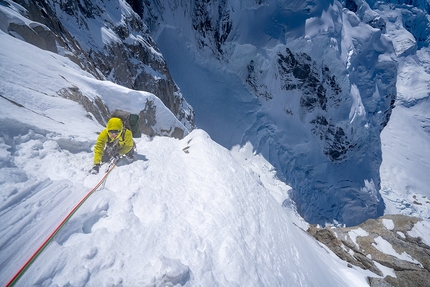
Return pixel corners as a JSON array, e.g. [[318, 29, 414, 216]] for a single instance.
[[345, 0, 358, 13], [191, 0, 233, 57], [58, 87, 110, 125], [53, 0, 194, 131], [246, 60, 271, 99], [5, 0, 104, 80], [308, 215, 430, 287], [276, 48, 353, 163], [2, 0, 195, 137]]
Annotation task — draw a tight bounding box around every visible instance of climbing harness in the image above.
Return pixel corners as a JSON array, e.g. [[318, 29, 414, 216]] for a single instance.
[[6, 160, 119, 287]]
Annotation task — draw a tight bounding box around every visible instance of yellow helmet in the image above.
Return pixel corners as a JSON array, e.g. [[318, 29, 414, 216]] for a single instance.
[[106, 118, 123, 138]]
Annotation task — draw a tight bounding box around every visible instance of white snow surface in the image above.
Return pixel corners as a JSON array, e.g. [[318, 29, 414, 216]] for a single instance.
[[1, 0, 430, 286], [373, 261, 396, 279], [0, 29, 374, 286], [372, 236, 422, 266], [408, 221, 430, 247], [382, 219, 395, 230], [348, 228, 369, 249]]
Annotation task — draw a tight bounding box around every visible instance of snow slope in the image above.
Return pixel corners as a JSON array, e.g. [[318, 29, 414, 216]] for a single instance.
[[0, 25, 377, 286], [375, 5, 430, 220]]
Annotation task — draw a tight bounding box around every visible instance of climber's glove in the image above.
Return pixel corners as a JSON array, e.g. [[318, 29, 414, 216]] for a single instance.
[[90, 164, 100, 174]]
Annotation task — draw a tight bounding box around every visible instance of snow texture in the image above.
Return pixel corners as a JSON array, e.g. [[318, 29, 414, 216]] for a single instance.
[[1, 0, 430, 286]]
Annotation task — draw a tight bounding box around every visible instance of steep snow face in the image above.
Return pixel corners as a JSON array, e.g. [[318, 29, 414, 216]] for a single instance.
[[374, 3, 430, 220], [141, 0, 397, 226]]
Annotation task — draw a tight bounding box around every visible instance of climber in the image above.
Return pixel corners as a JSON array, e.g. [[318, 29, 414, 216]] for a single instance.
[[90, 117, 135, 174]]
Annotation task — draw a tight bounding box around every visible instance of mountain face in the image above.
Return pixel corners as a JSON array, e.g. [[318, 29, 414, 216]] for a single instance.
[[1, 0, 195, 136], [133, 0, 403, 226], [2, 0, 427, 226]]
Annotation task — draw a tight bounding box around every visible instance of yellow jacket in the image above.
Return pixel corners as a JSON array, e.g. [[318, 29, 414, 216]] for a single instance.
[[93, 118, 134, 165]]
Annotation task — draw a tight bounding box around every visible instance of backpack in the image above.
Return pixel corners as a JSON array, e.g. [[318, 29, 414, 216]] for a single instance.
[[110, 109, 141, 138]]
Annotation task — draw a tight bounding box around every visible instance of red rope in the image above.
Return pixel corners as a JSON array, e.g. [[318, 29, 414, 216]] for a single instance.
[[6, 162, 117, 287]]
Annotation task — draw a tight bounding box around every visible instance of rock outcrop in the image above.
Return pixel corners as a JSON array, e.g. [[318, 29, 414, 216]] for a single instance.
[[308, 214, 430, 287]]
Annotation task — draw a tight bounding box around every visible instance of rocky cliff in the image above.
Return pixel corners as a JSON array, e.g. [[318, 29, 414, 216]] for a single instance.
[[0, 0, 195, 137], [308, 214, 430, 287]]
